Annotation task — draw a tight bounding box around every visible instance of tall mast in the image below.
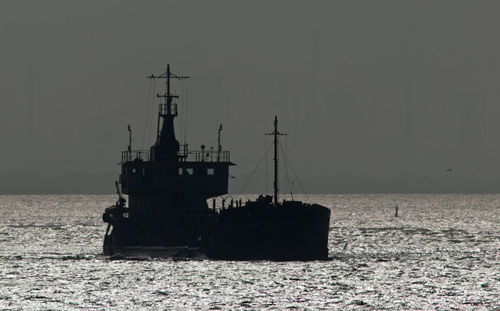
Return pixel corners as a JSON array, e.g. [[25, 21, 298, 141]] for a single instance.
[[149, 65, 189, 137], [266, 116, 286, 206], [165, 64, 172, 117], [148, 64, 189, 161], [273, 117, 279, 205]]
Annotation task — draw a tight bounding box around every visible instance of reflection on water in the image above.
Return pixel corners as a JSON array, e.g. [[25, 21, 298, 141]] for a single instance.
[[0, 194, 498, 310]]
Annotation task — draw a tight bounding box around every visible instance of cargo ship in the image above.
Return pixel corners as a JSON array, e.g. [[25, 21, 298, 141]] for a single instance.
[[102, 65, 330, 260]]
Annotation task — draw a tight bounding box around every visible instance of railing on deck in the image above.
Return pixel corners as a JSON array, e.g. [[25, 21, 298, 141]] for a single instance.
[[121, 149, 230, 163], [179, 150, 231, 162], [159, 103, 177, 116], [121, 150, 150, 163]]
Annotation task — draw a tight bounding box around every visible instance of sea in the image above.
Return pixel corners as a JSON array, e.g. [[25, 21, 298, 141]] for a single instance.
[[0, 194, 498, 310]]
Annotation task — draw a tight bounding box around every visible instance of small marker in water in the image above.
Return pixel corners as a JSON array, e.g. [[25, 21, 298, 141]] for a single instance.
[[394, 205, 399, 217]]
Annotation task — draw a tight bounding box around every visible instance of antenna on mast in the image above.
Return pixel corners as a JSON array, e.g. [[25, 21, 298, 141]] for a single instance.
[[266, 116, 287, 206], [128, 125, 132, 151], [217, 124, 223, 162], [127, 124, 132, 159]]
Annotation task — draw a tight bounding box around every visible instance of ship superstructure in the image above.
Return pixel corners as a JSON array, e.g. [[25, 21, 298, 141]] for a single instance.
[[103, 65, 233, 254]]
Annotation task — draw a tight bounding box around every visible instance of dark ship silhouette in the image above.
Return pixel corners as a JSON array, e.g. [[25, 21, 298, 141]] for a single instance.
[[102, 65, 330, 260]]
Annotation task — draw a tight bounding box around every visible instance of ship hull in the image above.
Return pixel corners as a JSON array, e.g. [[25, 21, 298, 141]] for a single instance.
[[103, 213, 214, 256], [103, 202, 331, 261], [205, 203, 331, 261]]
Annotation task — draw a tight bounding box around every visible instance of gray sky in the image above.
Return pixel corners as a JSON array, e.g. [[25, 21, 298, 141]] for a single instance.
[[1, 1, 500, 193]]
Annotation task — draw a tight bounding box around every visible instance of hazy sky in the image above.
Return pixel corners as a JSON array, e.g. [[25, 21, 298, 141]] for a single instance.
[[1, 1, 500, 193]]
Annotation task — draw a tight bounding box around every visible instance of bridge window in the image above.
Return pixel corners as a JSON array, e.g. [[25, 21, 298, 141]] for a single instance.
[[186, 168, 194, 175], [207, 168, 215, 175]]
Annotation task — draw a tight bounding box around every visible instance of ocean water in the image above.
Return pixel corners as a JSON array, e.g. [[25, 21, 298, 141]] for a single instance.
[[0, 194, 498, 310]]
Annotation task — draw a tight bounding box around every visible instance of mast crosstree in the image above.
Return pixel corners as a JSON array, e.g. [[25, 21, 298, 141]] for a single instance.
[[148, 64, 190, 116]]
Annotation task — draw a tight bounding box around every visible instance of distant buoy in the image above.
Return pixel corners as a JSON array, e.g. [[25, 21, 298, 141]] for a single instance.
[[394, 205, 399, 217]]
